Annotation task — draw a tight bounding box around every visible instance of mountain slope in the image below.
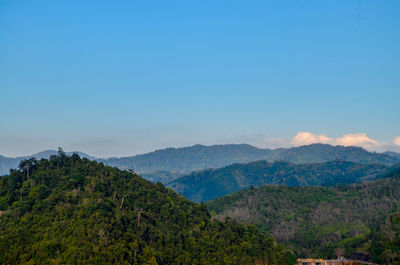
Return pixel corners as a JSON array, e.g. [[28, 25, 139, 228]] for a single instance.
[[368, 212, 400, 264], [101, 144, 272, 173], [206, 168, 400, 260], [384, 151, 400, 159], [271, 144, 398, 165], [0, 152, 294, 265], [168, 160, 392, 202]]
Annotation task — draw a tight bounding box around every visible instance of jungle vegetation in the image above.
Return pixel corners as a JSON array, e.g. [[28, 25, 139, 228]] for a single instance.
[[0, 149, 294, 265], [207, 167, 400, 263]]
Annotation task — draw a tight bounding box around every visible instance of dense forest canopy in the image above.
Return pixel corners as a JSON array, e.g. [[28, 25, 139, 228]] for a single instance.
[[168, 160, 393, 202], [207, 168, 400, 263], [0, 149, 294, 265]]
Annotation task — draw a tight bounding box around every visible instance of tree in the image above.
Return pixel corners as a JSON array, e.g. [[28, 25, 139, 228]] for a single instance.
[[335, 247, 345, 259], [18, 158, 37, 178]]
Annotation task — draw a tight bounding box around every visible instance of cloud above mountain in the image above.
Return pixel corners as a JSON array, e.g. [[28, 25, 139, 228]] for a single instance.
[[335, 133, 380, 148], [291, 132, 333, 146], [290, 132, 381, 150], [245, 131, 393, 151], [394, 136, 400, 146]]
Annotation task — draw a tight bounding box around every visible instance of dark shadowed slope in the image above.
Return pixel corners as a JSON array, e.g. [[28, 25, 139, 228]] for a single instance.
[[168, 160, 393, 202]]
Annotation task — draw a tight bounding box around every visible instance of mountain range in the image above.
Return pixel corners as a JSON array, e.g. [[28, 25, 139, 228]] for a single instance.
[[2, 146, 400, 263], [1, 143, 399, 178]]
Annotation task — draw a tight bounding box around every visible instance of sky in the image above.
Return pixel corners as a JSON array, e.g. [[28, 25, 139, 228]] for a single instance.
[[1, 0, 400, 157]]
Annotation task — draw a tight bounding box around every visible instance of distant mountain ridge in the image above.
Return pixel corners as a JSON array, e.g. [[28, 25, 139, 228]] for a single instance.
[[102, 144, 399, 174], [384, 151, 400, 159], [167, 160, 394, 202], [0, 150, 95, 176], [1, 143, 399, 177]]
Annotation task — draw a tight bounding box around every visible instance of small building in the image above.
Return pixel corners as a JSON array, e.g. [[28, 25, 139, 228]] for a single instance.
[[297, 258, 379, 265]]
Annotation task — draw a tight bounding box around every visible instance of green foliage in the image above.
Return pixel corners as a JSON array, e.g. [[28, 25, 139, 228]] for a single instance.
[[369, 212, 400, 264], [169, 160, 392, 202], [28, 184, 50, 200], [141, 171, 184, 184], [0, 153, 293, 264], [207, 168, 400, 260]]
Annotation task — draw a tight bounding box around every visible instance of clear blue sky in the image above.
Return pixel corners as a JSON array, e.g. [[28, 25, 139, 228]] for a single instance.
[[1, 0, 399, 157]]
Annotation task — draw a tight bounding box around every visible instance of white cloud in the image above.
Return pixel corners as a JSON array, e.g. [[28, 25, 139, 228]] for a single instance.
[[289, 131, 381, 150], [394, 136, 400, 146], [231, 131, 395, 152], [291, 132, 333, 146], [335, 133, 379, 149]]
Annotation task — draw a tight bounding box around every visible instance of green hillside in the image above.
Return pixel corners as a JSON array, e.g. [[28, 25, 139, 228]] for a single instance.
[[101, 144, 272, 174], [168, 160, 392, 202], [368, 212, 400, 264], [0, 150, 294, 265], [207, 168, 400, 262]]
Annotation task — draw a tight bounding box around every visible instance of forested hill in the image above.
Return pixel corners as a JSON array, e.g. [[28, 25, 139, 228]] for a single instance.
[[101, 144, 271, 173], [2, 143, 398, 177], [101, 144, 399, 173], [167, 160, 393, 202], [0, 151, 294, 265], [206, 168, 400, 263]]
